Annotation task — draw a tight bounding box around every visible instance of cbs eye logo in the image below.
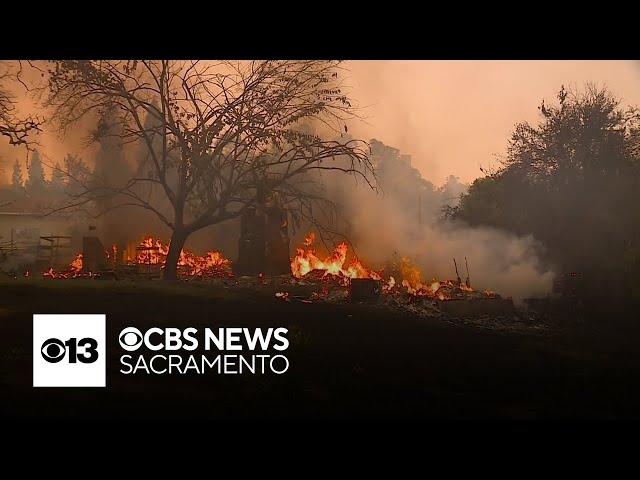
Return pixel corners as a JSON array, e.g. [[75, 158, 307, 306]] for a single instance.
[[33, 314, 106, 387], [41, 337, 99, 364], [119, 327, 143, 351]]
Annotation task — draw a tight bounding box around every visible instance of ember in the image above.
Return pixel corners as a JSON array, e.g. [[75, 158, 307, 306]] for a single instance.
[[70, 252, 83, 273], [390, 256, 492, 300], [42, 252, 88, 279]]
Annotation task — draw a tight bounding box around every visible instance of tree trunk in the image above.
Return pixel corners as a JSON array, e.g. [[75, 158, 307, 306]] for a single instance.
[[163, 228, 187, 280]]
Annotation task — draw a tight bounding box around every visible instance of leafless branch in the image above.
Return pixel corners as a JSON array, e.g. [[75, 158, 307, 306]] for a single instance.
[[42, 60, 377, 277]]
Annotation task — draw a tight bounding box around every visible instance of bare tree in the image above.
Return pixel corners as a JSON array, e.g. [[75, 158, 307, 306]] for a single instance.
[[44, 60, 375, 279], [0, 62, 42, 147]]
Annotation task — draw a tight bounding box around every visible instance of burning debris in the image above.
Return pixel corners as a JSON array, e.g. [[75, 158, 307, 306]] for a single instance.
[[38, 234, 232, 280], [131, 235, 232, 277], [33, 230, 500, 308], [289, 232, 497, 303], [291, 232, 382, 285], [281, 232, 525, 325], [14, 228, 535, 329], [42, 252, 87, 279]]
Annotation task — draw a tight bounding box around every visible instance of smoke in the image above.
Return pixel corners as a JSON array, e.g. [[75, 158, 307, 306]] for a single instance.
[[0, 60, 561, 300], [315, 146, 555, 303], [345, 60, 640, 186], [411, 223, 554, 302]]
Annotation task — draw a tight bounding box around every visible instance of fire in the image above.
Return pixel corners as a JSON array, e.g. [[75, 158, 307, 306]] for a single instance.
[[133, 235, 231, 276], [396, 257, 495, 299], [42, 267, 59, 279], [40, 235, 231, 279], [35, 229, 499, 302], [136, 235, 170, 265], [42, 252, 86, 279], [291, 232, 381, 282], [398, 257, 446, 297], [382, 276, 396, 293], [291, 233, 497, 301], [105, 244, 118, 264], [70, 252, 83, 273]]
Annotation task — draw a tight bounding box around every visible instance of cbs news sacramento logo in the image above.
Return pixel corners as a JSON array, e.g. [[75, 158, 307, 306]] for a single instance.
[[33, 314, 106, 387]]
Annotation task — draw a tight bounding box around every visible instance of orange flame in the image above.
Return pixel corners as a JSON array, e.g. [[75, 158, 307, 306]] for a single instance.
[[42, 252, 85, 279], [70, 252, 83, 274], [133, 235, 231, 276], [397, 257, 456, 298], [289, 233, 485, 300], [291, 232, 381, 281], [105, 244, 118, 265]]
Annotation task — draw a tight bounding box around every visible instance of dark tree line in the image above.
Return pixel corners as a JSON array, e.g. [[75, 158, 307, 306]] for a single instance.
[[0, 151, 90, 212], [449, 85, 640, 309]]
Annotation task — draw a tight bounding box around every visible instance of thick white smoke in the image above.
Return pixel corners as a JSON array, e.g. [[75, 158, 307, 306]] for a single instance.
[[315, 147, 555, 303]]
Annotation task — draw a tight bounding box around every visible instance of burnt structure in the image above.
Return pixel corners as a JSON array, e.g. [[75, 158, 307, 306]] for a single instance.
[[235, 207, 266, 275], [235, 194, 291, 275], [82, 236, 109, 272], [36, 235, 72, 271], [264, 198, 291, 275]]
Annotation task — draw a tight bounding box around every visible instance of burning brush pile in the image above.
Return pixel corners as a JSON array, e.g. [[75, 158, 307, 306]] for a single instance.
[[39, 235, 232, 280], [31, 231, 549, 332], [279, 233, 548, 333], [38, 231, 499, 304], [129, 236, 232, 277], [288, 232, 496, 302]]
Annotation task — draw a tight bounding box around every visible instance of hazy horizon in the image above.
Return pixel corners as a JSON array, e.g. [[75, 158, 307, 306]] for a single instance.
[[2, 60, 640, 186]]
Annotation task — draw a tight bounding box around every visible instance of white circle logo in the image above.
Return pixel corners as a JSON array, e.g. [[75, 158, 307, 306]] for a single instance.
[[119, 327, 143, 351]]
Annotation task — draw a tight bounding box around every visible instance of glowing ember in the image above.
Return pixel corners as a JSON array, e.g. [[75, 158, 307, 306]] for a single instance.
[[70, 252, 83, 273], [42, 267, 58, 279], [42, 252, 87, 279], [105, 244, 118, 264]]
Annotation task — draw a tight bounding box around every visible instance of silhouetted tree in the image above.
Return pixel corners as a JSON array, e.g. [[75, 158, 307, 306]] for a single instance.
[[62, 154, 90, 195], [0, 62, 41, 146], [452, 84, 640, 308], [50, 162, 65, 191], [25, 150, 46, 192], [44, 60, 375, 280], [11, 159, 23, 190]]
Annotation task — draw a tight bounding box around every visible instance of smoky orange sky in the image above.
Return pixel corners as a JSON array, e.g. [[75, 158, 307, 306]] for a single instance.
[[345, 60, 640, 184], [2, 60, 640, 185]]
